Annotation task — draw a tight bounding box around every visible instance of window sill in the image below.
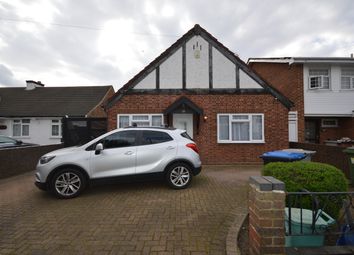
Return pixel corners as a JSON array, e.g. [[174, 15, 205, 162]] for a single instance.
[[217, 141, 265, 144], [50, 136, 62, 139], [307, 89, 331, 91]]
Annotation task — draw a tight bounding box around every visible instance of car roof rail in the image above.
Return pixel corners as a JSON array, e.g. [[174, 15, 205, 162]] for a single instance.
[[123, 125, 176, 130]]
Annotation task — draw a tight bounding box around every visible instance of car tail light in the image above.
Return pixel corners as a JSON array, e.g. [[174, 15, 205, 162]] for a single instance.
[[186, 143, 199, 154]]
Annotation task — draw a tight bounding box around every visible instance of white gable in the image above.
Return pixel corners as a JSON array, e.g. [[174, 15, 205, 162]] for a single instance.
[[134, 70, 156, 89], [133, 35, 263, 90], [212, 47, 236, 88], [186, 36, 209, 88], [239, 69, 262, 89], [160, 48, 182, 89]]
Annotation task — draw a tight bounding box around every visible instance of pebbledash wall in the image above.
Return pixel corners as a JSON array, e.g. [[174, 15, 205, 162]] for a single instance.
[[107, 94, 289, 164]]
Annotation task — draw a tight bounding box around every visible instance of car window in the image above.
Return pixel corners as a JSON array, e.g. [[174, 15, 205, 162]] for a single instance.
[[0, 136, 16, 144], [180, 132, 193, 141], [141, 131, 173, 145], [100, 131, 137, 149]]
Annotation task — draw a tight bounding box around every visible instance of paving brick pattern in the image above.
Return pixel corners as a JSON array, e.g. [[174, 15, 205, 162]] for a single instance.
[[0, 166, 259, 255]]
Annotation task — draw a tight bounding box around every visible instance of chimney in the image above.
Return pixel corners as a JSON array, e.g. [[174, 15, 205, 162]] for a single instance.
[[25, 80, 45, 90], [350, 53, 354, 58]]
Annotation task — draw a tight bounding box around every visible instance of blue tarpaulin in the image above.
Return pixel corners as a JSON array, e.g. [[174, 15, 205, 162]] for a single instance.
[[260, 150, 306, 162]]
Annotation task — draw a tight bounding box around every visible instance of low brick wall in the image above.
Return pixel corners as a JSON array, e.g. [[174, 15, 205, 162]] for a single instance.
[[290, 142, 351, 179], [0, 144, 64, 179], [249, 176, 286, 255]]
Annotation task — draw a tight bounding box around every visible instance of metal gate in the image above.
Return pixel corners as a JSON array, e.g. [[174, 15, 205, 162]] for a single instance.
[[62, 117, 107, 147]]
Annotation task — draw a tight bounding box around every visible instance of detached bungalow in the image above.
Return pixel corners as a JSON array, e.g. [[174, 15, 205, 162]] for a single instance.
[[105, 25, 293, 164]]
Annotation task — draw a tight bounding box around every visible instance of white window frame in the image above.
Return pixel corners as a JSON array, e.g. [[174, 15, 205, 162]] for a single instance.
[[308, 69, 330, 90], [340, 68, 354, 90], [217, 113, 265, 143], [12, 119, 30, 137], [117, 114, 164, 128], [51, 119, 62, 138], [321, 118, 338, 128]]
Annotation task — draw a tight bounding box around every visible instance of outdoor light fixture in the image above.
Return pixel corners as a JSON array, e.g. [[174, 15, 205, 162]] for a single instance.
[[203, 115, 208, 121], [181, 104, 186, 113]]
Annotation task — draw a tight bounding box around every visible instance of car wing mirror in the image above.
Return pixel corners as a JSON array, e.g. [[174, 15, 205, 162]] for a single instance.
[[95, 143, 103, 155], [16, 140, 23, 145]]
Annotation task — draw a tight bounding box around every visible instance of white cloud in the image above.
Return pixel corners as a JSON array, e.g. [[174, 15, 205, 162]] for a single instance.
[[97, 19, 148, 74]]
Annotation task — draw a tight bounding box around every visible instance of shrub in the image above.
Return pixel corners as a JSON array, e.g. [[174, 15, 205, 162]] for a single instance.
[[263, 161, 348, 218]]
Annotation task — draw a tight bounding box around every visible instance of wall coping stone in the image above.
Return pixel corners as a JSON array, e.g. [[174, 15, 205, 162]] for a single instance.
[[249, 176, 285, 191]]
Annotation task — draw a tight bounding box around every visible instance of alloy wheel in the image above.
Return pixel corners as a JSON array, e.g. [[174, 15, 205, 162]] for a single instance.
[[55, 172, 81, 196], [170, 166, 190, 187]]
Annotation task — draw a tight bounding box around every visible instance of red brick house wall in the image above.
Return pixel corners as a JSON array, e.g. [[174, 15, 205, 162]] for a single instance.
[[318, 117, 354, 143], [249, 62, 305, 142], [107, 93, 289, 164]]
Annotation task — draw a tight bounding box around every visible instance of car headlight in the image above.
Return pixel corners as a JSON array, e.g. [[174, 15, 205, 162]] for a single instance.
[[40, 155, 56, 164]]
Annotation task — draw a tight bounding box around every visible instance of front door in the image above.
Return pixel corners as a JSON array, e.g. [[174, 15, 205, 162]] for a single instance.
[[305, 120, 319, 143], [173, 114, 193, 138]]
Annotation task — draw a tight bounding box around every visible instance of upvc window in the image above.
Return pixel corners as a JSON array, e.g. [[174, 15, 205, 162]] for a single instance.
[[12, 119, 30, 137], [309, 69, 330, 89], [217, 114, 264, 143], [117, 114, 164, 128], [321, 119, 338, 128], [51, 119, 61, 137], [341, 68, 354, 89]]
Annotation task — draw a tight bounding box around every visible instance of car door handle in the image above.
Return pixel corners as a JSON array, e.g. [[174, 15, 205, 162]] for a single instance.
[[124, 151, 134, 155], [167, 146, 175, 150]]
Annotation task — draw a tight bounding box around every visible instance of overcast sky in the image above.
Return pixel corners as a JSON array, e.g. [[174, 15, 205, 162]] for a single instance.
[[0, 0, 353, 89]]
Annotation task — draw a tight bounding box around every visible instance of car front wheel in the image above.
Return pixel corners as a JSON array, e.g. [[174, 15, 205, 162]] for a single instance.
[[50, 168, 86, 199], [166, 163, 192, 189]]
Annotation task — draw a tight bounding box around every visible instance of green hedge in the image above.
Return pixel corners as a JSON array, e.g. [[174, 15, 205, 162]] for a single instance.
[[263, 161, 348, 218]]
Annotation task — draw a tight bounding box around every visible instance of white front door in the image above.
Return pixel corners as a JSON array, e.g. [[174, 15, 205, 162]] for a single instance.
[[173, 114, 194, 138]]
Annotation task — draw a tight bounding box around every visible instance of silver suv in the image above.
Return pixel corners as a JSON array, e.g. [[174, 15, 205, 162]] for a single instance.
[[35, 127, 202, 198]]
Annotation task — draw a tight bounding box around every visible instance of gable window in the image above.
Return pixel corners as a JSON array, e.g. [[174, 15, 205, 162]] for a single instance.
[[217, 114, 264, 143], [321, 119, 338, 128], [341, 68, 354, 90], [117, 114, 164, 128], [12, 119, 30, 137], [51, 119, 61, 137], [309, 69, 330, 89]]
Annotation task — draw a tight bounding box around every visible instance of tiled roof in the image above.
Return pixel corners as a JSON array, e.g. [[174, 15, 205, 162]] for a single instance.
[[0, 85, 113, 117]]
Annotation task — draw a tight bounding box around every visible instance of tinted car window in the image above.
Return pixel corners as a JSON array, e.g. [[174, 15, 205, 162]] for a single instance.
[[141, 131, 173, 145], [101, 131, 137, 149], [180, 132, 193, 141], [0, 136, 17, 144]]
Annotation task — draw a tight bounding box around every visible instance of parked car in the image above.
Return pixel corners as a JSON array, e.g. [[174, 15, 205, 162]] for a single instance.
[[0, 135, 37, 149], [35, 127, 202, 198]]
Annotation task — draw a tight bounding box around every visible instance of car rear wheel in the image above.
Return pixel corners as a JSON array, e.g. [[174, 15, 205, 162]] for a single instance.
[[50, 168, 86, 199], [166, 163, 192, 189]]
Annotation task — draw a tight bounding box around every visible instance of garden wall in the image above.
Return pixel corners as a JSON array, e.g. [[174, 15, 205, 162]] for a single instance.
[[0, 144, 64, 179]]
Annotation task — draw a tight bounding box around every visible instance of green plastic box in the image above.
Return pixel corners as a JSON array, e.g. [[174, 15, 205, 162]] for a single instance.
[[285, 207, 335, 247]]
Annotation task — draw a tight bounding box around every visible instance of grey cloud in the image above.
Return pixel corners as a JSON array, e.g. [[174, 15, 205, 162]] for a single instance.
[[0, 64, 23, 86]]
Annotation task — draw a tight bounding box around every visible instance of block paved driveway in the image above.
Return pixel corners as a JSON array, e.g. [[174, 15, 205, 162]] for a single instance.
[[0, 165, 260, 255]]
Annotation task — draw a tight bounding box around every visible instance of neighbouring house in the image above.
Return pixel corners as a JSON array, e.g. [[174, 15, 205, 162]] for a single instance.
[[0, 80, 114, 145], [249, 57, 354, 145], [105, 24, 293, 164]]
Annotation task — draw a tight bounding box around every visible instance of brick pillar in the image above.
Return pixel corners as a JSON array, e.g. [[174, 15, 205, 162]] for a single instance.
[[248, 176, 286, 255]]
